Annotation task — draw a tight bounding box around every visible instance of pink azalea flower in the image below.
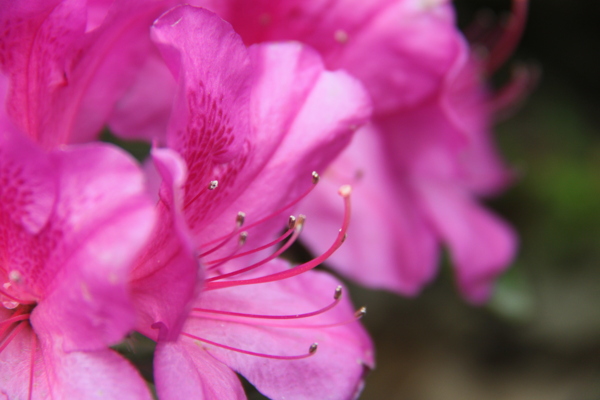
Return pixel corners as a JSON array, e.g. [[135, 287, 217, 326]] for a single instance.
[[185, 0, 523, 303], [0, 77, 156, 398], [127, 6, 374, 398]]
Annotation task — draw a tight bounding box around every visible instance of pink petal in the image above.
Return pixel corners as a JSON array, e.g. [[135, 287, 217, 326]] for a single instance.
[[301, 125, 439, 295], [130, 148, 200, 341], [154, 340, 246, 400], [151, 6, 255, 233], [151, 6, 371, 252], [196, 42, 371, 253], [0, 310, 151, 399], [54, 0, 174, 145], [0, 0, 86, 146], [179, 259, 373, 400], [0, 0, 175, 147], [440, 52, 514, 195], [0, 310, 51, 399], [415, 179, 517, 303], [29, 143, 156, 351], [39, 347, 152, 400], [107, 49, 176, 144], [0, 124, 57, 234], [35, 325, 153, 399], [211, 0, 462, 113]]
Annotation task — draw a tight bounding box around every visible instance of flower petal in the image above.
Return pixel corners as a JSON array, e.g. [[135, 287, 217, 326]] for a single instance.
[[35, 325, 153, 399], [0, 0, 175, 147], [107, 49, 176, 144], [151, 6, 256, 233], [212, 0, 462, 113], [415, 179, 517, 303], [130, 148, 200, 341], [0, 310, 51, 399], [0, 121, 57, 234], [154, 339, 246, 400], [0, 0, 86, 146], [30, 143, 155, 351], [181, 260, 373, 400], [196, 42, 372, 253], [0, 310, 152, 399], [301, 125, 439, 295], [54, 0, 174, 145]]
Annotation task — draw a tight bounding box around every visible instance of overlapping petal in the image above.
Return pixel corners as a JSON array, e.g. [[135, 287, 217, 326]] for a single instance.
[[0, 309, 152, 400], [301, 126, 439, 294], [0, 0, 175, 148], [209, 0, 461, 114], [150, 6, 371, 253], [158, 260, 373, 400], [129, 148, 200, 341], [155, 340, 246, 400]]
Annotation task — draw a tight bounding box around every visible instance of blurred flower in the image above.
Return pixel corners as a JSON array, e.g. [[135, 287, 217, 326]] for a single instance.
[[0, 78, 156, 398]]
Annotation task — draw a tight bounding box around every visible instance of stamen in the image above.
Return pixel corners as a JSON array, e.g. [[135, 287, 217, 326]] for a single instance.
[[0, 313, 30, 327], [205, 226, 295, 267], [205, 232, 248, 272], [0, 308, 29, 338], [0, 287, 35, 307], [355, 307, 367, 318], [198, 226, 241, 258], [8, 270, 22, 283], [28, 332, 36, 400], [334, 29, 349, 44], [193, 286, 343, 320], [278, 306, 367, 330], [205, 186, 352, 290], [206, 216, 305, 282], [181, 179, 220, 212], [182, 332, 318, 360], [311, 171, 320, 184], [288, 215, 296, 229], [236, 212, 246, 227], [239, 231, 248, 245], [485, 0, 529, 74], [192, 304, 366, 330], [491, 63, 540, 118], [199, 171, 320, 248], [198, 213, 245, 251], [0, 321, 27, 354]]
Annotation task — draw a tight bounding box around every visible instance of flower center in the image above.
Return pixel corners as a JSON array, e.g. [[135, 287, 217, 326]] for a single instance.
[[172, 172, 364, 360]]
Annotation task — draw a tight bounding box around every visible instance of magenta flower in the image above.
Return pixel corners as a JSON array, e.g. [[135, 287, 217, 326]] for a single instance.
[[0, 78, 156, 398], [124, 6, 375, 398], [183, 0, 522, 302]]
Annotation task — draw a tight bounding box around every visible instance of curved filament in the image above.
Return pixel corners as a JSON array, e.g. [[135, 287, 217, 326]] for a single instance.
[[182, 332, 317, 360], [206, 186, 351, 290], [206, 218, 304, 282], [199, 172, 319, 248], [193, 286, 343, 320]]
